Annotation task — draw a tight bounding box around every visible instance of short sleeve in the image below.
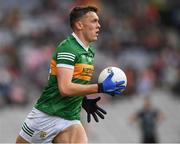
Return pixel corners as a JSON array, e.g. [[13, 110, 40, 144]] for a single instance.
[[56, 42, 77, 69]]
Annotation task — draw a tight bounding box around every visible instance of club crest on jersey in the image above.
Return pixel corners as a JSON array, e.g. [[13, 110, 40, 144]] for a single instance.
[[38, 131, 47, 138]]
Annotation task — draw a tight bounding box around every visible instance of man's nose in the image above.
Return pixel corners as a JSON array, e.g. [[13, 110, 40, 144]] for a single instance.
[[97, 22, 101, 28]]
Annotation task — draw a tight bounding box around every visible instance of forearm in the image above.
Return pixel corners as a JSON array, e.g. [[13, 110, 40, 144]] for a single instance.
[[56, 67, 125, 97], [59, 83, 98, 96]]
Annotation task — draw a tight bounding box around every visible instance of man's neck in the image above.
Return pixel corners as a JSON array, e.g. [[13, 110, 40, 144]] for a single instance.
[[72, 32, 89, 51], [73, 32, 89, 48]]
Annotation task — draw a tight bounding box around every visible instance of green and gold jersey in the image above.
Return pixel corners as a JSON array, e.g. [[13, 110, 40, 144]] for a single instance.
[[35, 33, 95, 120]]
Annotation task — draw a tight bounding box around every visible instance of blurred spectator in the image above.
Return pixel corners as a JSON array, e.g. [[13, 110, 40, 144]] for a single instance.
[[9, 83, 27, 105], [0, 68, 13, 106], [129, 97, 165, 143], [123, 66, 137, 96], [137, 66, 156, 95], [171, 65, 180, 97]]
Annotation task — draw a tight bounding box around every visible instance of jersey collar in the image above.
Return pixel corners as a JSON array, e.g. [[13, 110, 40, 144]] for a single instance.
[[72, 32, 89, 51]]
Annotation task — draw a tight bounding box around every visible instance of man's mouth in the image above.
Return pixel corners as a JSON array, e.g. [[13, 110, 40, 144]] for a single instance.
[[96, 31, 99, 36]]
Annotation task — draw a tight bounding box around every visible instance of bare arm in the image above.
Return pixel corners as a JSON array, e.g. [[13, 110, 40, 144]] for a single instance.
[[57, 67, 98, 96], [129, 114, 138, 124], [157, 111, 165, 123]]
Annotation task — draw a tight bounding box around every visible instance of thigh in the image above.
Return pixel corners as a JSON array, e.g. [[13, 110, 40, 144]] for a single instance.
[[53, 124, 88, 143], [16, 135, 29, 143]]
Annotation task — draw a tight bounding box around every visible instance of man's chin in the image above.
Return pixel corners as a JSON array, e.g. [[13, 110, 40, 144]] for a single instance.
[[92, 37, 98, 41]]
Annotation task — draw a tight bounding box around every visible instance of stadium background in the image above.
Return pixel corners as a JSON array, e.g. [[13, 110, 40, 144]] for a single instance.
[[0, 0, 179, 142]]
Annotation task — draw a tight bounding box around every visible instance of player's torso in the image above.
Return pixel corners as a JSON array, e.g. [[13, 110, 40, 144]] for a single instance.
[[140, 110, 157, 134], [35, 35, 95, 120]]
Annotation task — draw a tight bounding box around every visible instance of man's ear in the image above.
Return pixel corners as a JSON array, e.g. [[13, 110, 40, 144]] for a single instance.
[[75, 21, 83, 30]]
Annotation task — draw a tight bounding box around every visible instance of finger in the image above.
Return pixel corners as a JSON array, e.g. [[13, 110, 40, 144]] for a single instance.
[[92, 113, 99, 122], [114, 91, 122, 95], [94, 97, 101, 103], [97, 105, 107, 114], [95, 110, 105, 119], [106, 71, 114, 80], [116, 80, 125, 86], [116, 85, 125, 90], [87, 113, 91, 123]]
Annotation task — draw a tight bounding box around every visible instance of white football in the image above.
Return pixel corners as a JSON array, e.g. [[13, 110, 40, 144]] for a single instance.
[[98, 66, 127, 87]]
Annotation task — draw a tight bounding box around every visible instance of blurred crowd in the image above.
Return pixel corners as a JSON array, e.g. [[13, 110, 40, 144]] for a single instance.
[[0, 0, 179, 107]]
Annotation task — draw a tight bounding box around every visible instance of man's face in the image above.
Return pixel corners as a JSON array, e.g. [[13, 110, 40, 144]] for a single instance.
[[144, 100, 152, 110], [80, 11, 100, 42]]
